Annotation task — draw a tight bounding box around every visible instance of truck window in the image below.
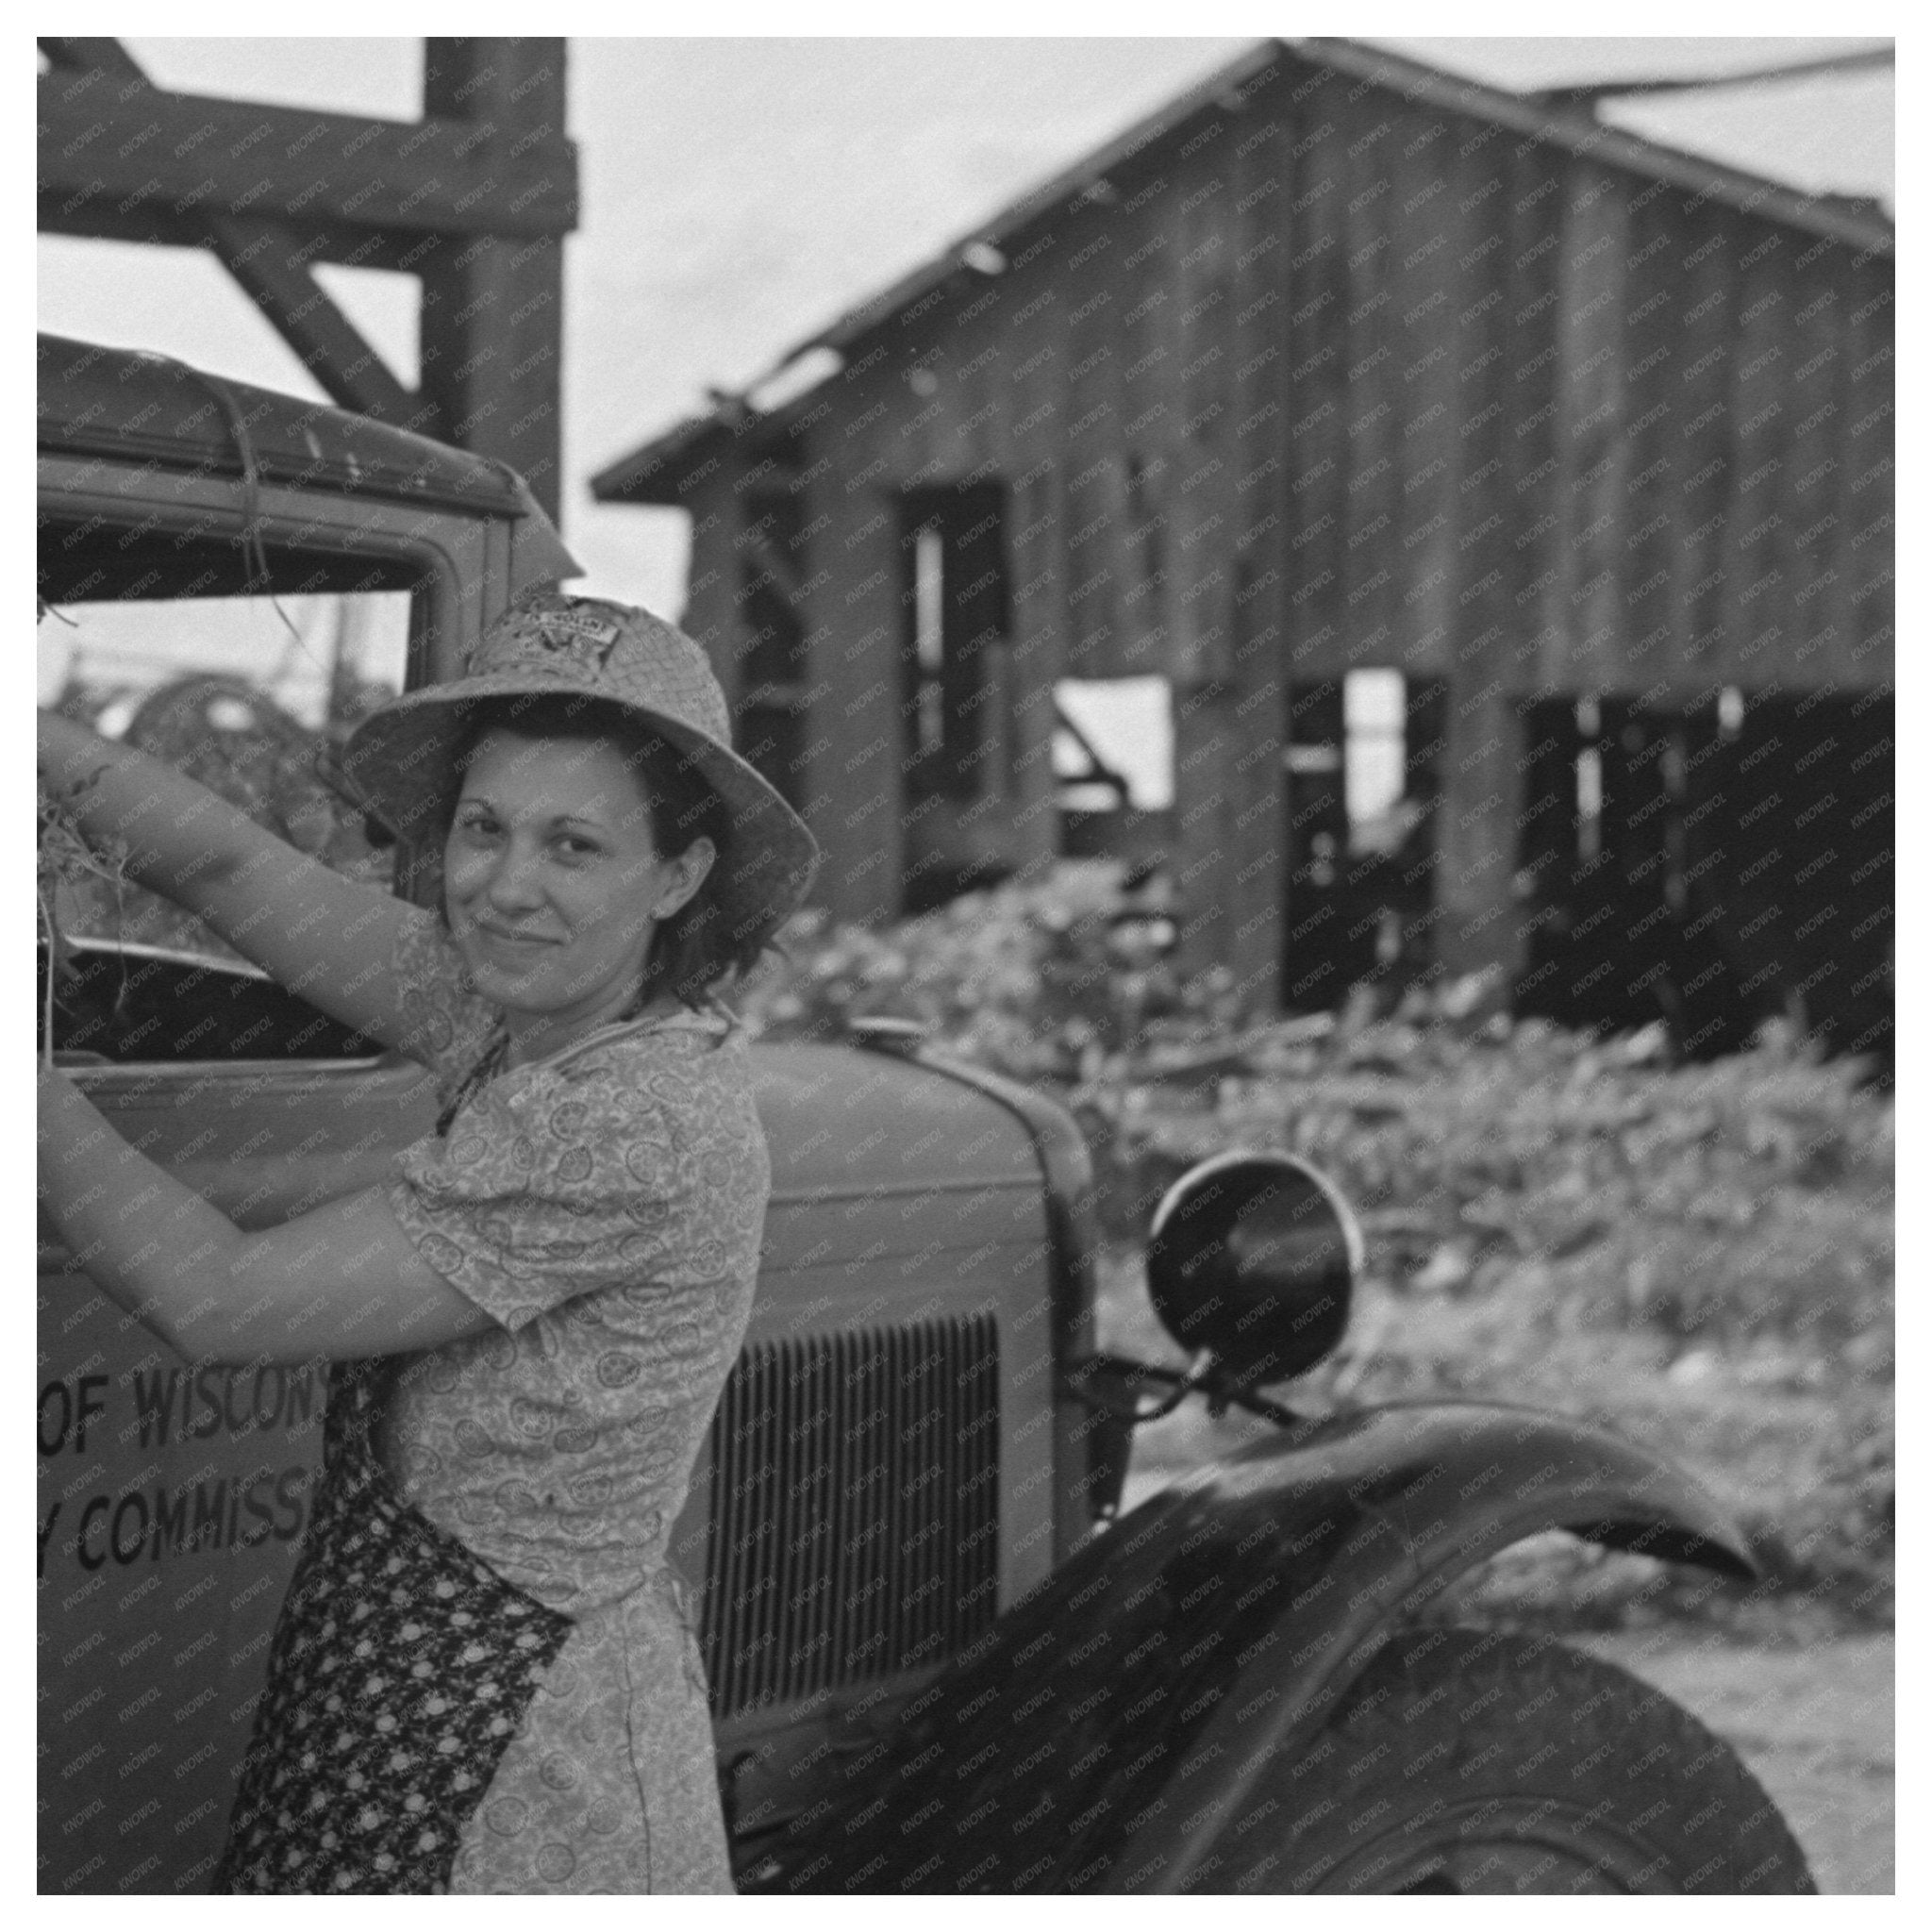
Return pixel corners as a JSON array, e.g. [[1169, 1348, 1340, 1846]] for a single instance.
[[39, 587, 414, 1061]]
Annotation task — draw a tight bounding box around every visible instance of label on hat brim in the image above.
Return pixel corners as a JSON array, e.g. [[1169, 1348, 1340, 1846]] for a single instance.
[[486, 607, 625, 676]]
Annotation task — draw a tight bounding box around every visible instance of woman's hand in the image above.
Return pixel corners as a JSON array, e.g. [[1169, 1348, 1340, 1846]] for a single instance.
[[37, 1061, 492, 1365], [37, 706, 428, 1058], [39, 705, 244, 904], [38, 706, 114, 792]]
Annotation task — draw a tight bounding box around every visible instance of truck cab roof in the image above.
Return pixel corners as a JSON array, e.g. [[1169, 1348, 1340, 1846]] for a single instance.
[[38, 332, 549, 525]]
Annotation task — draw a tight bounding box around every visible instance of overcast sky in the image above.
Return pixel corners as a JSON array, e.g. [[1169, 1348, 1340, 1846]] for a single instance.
[[37, 34, 1894, 618]]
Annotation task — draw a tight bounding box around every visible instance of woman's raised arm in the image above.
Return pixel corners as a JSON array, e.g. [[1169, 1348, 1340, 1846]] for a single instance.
[[39, 708, 427, 1052], [38, 1061, 491, 1363]]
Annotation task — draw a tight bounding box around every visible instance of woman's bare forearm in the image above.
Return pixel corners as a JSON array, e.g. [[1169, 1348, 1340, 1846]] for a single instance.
[[37, 1061, 247, 1358], [38, 1065, 492, 1364], [39, 708, 419, 1041]]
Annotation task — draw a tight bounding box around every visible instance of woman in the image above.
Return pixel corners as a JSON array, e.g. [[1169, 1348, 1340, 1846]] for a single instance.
[[37, 593, 818, 1893]]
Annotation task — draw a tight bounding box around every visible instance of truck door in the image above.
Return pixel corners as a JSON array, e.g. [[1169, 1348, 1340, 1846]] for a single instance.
[[37, 465, 503, 1895]]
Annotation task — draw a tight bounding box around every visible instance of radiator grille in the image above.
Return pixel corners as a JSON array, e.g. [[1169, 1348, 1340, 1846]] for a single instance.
[[700, 1317, 1001, 1718]]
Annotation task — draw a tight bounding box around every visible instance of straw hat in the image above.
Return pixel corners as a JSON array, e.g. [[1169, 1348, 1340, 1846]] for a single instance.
[[341, 592, 819, 945]]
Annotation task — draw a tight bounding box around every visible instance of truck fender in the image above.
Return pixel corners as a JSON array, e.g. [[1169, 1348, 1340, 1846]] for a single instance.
[[761, 1399, 1750, 1894], [1094, 1399, 1755, 1893]]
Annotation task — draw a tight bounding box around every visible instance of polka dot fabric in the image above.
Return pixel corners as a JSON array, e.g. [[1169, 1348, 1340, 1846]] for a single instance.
[[216, 1359, 573, 1893]]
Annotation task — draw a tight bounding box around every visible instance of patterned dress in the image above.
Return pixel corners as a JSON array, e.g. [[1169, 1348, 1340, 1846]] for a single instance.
[[219, 909, 766, 1893]]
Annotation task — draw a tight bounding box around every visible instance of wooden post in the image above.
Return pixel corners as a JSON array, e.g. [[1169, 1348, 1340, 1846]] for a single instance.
[[420, 39, 569, 524], [798, 471, 904, 926], [1222, 99, 1291, 1018], [1006, 459, 1063, 884], [1433, 681, 1528, 997], [680, 471, 741, 657]]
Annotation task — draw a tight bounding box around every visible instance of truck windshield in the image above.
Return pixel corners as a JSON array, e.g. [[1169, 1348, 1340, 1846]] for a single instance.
[[40, 589, 411, 960]]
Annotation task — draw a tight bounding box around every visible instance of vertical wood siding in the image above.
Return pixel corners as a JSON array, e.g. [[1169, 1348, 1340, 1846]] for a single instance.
[[662, 46, 1890, 1005]]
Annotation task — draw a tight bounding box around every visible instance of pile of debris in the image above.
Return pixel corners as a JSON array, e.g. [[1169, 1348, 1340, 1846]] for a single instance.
[[749, 866, 1894, 1624]]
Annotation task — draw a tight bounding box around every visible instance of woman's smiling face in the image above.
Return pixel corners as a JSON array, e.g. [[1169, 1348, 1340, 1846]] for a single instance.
[[443, 728, 714, 1057]]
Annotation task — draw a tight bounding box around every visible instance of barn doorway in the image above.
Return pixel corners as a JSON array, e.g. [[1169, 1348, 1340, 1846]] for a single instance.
[[1279, 671, 1446, 1011], [1513, 688, 1891, 1070], [898, 483, 1008, 804], [896, 482, 1013, 913]]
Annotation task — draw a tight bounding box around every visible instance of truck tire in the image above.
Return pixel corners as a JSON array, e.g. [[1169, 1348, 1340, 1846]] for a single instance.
[[1218, 1626, 1815, 1894]]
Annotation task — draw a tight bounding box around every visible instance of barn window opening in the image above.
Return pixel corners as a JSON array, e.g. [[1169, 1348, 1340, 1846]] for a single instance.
[[1285, 670, 1416, 876], [912, 525, 946, 759], [1574, 694, 1604, 862], [898, 483, 1008, 801], [1053, 676, 1174, 811], [1279, 671, 1445, 1009], [1341, 669, 1407, 845]]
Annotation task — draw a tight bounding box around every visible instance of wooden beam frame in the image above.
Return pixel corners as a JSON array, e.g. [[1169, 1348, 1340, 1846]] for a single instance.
[[38, 36, 573, 513], [38, 66, 575, 244], [207, 216, 419, 424]]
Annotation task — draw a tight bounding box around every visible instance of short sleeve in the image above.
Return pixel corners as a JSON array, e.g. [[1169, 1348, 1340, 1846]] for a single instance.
[[385, 1030, 770, 1333], [389, 906, 501, 1103]]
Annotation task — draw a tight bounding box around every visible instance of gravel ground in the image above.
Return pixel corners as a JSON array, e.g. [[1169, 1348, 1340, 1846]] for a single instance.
[[1576, 1630, 1894, 1896], [1115, 1459, 1891, 1893]]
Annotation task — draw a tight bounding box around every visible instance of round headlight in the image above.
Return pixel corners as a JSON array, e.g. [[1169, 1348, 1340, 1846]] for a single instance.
[[1146, 1151, 1359, 1393]]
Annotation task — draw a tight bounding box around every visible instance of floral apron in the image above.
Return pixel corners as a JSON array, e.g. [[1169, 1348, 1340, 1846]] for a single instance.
[[214, 1356, 574, 1894]]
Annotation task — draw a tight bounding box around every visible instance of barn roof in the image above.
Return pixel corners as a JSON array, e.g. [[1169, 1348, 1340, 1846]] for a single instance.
[[593, 35, 1894, 506]]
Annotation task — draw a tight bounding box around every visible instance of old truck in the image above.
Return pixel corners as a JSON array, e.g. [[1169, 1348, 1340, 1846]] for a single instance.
[[37, 335, 1812, 1895]]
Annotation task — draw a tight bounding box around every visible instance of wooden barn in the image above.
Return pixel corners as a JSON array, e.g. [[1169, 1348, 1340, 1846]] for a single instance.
[[593, 38, 1893, 1058]]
